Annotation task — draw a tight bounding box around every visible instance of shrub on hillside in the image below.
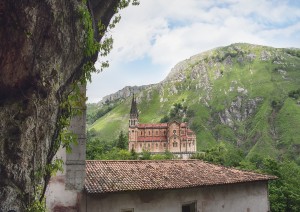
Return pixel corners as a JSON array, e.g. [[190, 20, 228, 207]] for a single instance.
[[288, 89, 300, 99]]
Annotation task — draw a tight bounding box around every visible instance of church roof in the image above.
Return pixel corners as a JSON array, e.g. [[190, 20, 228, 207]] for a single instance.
[[85, 160, 276, 194], [187, 129, 195, 135], [180, 122, 187, 127]]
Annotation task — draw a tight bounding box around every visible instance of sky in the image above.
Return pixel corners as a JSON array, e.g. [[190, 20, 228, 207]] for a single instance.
[[87, 0, 300, 103]]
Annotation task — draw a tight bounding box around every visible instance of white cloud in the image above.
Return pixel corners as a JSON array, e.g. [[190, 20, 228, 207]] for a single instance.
[[87, 0, 300, 103], [229, 0, 300, 24]]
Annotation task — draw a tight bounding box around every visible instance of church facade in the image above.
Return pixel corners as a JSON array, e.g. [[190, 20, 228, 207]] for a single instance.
[[128, 96, 197, 154]]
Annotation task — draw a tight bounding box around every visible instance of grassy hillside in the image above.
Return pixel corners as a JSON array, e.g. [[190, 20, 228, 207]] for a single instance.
[[88, 43, 300, 162]]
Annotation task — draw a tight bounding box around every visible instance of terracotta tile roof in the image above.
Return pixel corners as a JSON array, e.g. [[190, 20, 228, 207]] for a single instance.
[[138, 123, 168, 128], [137, 136, 167, 142], [85, 160, 276, 194], [180, 122, 187, 127], [187, 129, 195, 134]]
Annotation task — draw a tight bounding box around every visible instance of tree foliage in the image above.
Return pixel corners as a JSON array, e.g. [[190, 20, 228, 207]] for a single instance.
[[191, 143, 244, 167], [116, 130, 127, 149], [288, 88, 300, 99], [262, 159, 300, 212], [144, 150, 174, 160], [160, 102, 194, 123], [286, 49, 300, 58]]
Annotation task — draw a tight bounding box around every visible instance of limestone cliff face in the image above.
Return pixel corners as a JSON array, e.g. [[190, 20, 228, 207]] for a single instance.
[[218, 96, 263, 128], [99, 85, 153, 105], [0, 0, 119, 210]]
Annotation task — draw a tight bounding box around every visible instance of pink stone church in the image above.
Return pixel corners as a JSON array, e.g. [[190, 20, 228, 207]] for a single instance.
[[128, 96, 197, 154]]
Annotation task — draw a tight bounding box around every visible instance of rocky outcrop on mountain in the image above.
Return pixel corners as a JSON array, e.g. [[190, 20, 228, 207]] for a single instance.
[[0, 0, 119, 210], [218, 96, 263, 128], [99, 85, 154, 105], [163, 60, 190, 82]]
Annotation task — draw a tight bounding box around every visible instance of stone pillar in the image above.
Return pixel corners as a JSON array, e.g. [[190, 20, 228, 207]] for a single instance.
[[66, 94, 86, 190], [46, 85, 86, 211]]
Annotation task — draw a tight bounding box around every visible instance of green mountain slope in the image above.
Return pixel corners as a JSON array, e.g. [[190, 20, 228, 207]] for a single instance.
[[89, 43, 300, 161]]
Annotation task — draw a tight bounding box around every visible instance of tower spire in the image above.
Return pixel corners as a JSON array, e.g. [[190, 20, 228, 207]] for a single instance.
[[129, 94, 138, 127], [130, 94, 138, 118]]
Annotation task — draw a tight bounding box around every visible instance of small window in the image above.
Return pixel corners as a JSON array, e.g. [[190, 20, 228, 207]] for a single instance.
[[183, 143, 185, 147], [173, 142, 178, 147], [156, 143, 158, 148], [132, 130, 134, 133], [140, 144, 142, 147], [163, 143, 166, 147], [182, 201, 196, 212], [173, 130, 176, 134], [121, 209, 134, 212], [148, 131, 150, 135], [156, 131, 158, 135]]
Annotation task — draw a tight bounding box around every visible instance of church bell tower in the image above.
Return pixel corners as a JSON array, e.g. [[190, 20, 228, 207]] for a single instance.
[[129, 94, 139, 128]]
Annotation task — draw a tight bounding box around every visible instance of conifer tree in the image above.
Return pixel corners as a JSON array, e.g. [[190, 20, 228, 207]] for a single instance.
[[116, 131, 127, 149]]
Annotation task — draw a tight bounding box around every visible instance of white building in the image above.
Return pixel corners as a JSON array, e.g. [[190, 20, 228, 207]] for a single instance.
[[82, 160, 276, 212]]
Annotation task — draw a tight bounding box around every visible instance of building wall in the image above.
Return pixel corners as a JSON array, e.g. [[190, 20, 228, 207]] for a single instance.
[[128, 121, 196, 154], [128, 127, 138, 141], [130, 141, 168, 153], [82, 181, 270, 212]]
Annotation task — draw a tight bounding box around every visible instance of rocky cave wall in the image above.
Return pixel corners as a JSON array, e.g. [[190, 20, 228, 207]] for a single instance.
[[0, 0, 119, 211]]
